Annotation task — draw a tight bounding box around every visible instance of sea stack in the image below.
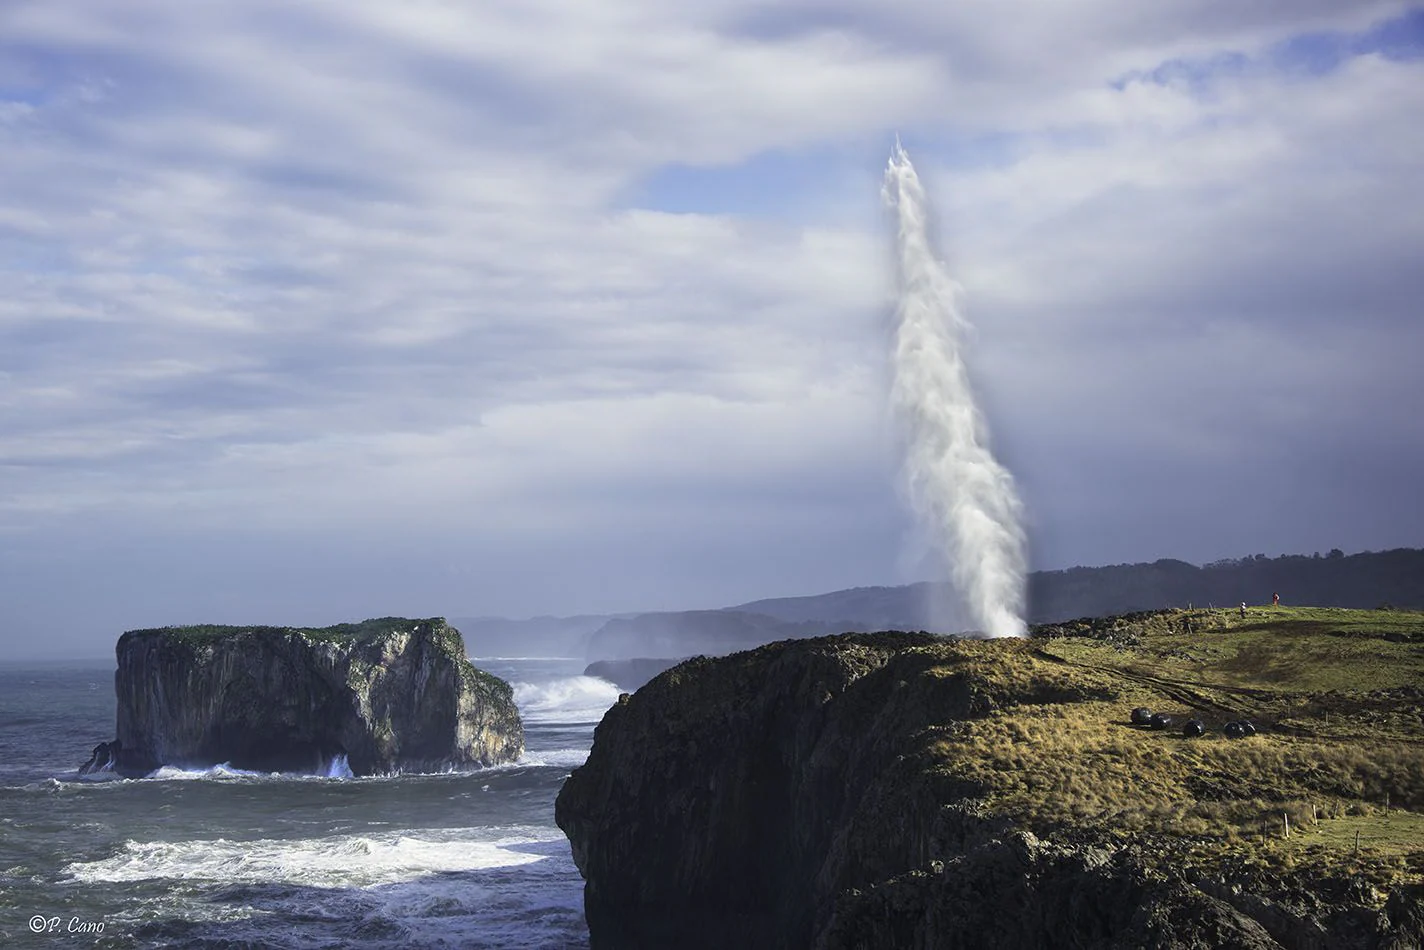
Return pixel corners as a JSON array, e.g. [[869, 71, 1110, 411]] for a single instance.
[[95, 617, 522, 777]]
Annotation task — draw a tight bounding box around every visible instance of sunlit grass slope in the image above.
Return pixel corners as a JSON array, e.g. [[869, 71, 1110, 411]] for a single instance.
[[920, 607, 1424, 887]]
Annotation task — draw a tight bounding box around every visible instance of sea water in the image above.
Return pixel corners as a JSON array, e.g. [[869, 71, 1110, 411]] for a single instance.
[[0, 658, 621, 948]]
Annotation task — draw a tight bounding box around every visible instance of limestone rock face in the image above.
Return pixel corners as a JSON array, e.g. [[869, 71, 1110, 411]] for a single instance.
[[555, 632, 1422, 950], [109, 618, 522, 776]]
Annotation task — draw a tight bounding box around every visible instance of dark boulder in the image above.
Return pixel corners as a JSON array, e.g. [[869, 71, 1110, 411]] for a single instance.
[[1183, 719, 1206, 738], [1149, 712, 1173, 730], [1131, 706, 1153, 725], [77, 740, 122, 776]]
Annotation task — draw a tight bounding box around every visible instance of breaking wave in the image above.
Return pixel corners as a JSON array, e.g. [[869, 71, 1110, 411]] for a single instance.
[[64, 827, 555, 888], [513, 676, 623, 724]]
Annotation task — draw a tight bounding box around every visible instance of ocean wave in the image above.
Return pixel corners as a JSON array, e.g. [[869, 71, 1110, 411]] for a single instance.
[[63, 827, 564, 890], [513, 676, 622, 724], [42, 757, 516, 786], [69, 836, 590, 948], [15, 752, 584, 790], [148, 762, 272, 781]]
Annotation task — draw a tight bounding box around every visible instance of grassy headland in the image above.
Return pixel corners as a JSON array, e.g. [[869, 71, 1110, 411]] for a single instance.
[[919, 606, 1423, 892]]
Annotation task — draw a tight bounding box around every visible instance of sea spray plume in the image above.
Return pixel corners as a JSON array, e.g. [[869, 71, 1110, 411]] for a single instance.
[[882, 140, 1027, 638]]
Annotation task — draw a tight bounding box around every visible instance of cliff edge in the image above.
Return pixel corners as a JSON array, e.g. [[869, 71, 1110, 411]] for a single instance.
[[88, 617, 522, 777], [556, 608, 1424, 949]]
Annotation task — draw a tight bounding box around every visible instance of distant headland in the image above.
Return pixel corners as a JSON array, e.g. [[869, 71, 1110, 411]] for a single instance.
[[459, 547, 1424, 661]]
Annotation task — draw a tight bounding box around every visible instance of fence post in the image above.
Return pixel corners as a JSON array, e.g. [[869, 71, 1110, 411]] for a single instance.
[[1283, 812, 1290, 839]]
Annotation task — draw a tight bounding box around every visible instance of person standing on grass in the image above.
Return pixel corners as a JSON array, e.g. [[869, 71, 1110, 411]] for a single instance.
[[1273, 592, 1280, 606], [1240, 602, 1248, 618]]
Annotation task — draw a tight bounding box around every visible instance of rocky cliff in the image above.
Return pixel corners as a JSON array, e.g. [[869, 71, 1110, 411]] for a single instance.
[[556, 610, 1424, 949], [95, 617, 522, 777]]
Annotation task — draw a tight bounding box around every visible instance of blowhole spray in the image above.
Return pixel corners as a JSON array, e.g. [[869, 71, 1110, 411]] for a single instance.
[[882, 140, 1027, 638]]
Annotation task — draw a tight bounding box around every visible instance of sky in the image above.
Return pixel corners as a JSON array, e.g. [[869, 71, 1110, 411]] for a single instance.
[[2, 1, 1422, 657]]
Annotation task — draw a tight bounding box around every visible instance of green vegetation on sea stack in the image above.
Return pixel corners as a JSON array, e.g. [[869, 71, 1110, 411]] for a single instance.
[[926, 606, 1424, 888], [125, 617, 452, 645]]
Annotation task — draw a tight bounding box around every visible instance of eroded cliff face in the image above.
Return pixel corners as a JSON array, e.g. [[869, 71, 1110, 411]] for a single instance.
[[109, 618, 522, 776], [555, 631, 1423, 950]]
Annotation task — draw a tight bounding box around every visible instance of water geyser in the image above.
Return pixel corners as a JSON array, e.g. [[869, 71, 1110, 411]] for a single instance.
[[882, 140, 1027, 638]]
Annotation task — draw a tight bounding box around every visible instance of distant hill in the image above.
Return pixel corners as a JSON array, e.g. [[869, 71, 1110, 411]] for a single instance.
[[583, 610, 848, 661], [729, 584, 934, 628], [449, 614, 620, 658], [580, 547, 1424, 660], [1028, 548, 1424, 619]]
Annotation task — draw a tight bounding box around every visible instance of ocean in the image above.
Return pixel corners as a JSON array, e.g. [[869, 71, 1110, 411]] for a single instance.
[[0, 657, 620, 948]]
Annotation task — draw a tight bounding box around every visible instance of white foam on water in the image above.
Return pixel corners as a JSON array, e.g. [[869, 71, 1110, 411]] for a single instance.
[[57, 758, 552, 785], [517, 747, 591, 769], [64, 826, 559, 889], [62, 829, 589, 946], [147, 762, 271, 781], [514, 676, 622, 724]]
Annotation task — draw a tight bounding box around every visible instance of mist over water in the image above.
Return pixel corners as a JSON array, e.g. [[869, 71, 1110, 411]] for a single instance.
[[882, 141, 1028, 638]]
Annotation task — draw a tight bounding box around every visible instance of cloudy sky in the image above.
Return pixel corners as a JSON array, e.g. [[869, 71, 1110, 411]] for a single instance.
[[3, 1, 1421, 657]]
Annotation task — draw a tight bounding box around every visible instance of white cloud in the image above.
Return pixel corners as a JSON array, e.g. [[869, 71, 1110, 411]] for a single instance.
[[0, 0, 1420, 637]]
